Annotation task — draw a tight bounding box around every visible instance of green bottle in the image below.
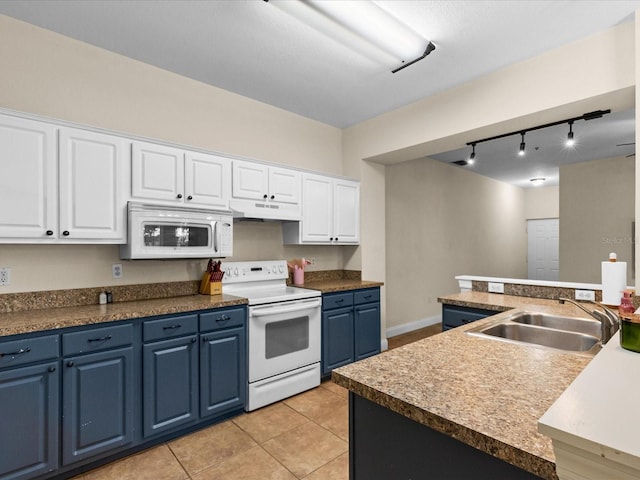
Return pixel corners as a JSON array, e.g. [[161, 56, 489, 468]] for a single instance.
[[620, 290, 640, 353]]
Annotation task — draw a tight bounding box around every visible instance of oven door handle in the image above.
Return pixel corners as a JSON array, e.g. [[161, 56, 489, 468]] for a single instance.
[[251, 299, 321, 317]]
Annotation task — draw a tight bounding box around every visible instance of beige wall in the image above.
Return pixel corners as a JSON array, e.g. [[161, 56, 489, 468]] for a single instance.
[[524, 186, 560, 220], [0, 15, 344, 293], [385, 158, 527, 329], [0, 14, 637, 335], [343, 21, 634, 335], [560, 155, 635, 285]]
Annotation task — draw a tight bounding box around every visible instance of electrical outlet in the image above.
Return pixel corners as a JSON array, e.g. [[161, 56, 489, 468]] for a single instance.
[[488, 282, 504, 294], [575, 289, 595, 301], [0, 268, 10, 286], [112, 263, 123, 279]]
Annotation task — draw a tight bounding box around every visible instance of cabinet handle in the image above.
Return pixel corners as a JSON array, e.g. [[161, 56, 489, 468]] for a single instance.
[[335, 237, 339, 241], [177, 194, 183, 199], [216, 315, 231, 322], [330, 237, 334, 241], [364, 295, 372, 299], [48, 366, 56, 373], [263, 194, 268, 200], [187, 195, 193, 200], [87, 335, 112, 343], [202, 336, 208, 342], [162, 324, 182, 330], [191, 337, 197, 343], [62, 231, 70, 236], [270, 195, 275, 200], [335, 299, 344, 304], [67, 361, 74, 367], [46, 230, 54, 236], [0, 347, 31, 358]]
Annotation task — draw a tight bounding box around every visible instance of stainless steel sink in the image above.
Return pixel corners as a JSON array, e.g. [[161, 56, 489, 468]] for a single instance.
[[467, 312, 601, 355], [508, 312, 601, 337]]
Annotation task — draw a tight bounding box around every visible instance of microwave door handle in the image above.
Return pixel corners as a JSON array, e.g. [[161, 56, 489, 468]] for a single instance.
[[251, 299, 322, 317], [212, 220, 219, 253]]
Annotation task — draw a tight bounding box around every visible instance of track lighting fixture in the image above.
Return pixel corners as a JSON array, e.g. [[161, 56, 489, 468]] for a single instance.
[[566, 121, 575, 147], [468, 143, 476, 164], [465, 109, 610, 158]]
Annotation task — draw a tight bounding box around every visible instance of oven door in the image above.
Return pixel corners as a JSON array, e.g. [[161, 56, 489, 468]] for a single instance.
[[248, 297, 321, 383]]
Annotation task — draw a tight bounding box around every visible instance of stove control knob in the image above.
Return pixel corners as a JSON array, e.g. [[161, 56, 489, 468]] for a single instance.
[[278, 265, 285, 273], [272, 265, 277, 273], [234, 268, 239, 276]]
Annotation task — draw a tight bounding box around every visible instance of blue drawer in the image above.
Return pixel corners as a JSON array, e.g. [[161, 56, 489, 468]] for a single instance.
[[63, 324, 133, 356], [0, 334, 59, 369], [143, 314, 198, 342], [323, 292, 354, 310], [200, 307, 245, 333], [354, 288, 380, 305]]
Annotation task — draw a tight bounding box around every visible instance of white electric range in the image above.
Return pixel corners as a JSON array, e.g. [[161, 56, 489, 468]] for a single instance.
[[222, 260, 321, 411]]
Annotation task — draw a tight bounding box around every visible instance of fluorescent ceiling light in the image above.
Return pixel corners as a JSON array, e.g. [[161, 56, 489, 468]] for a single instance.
[[268, 0, 432, 70]]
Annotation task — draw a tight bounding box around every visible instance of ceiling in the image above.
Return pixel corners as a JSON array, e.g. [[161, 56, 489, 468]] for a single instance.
[[0, 0, 638, 186]]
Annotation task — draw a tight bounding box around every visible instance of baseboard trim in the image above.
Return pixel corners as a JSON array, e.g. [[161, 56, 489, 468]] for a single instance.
[[386, 315, 441, 339]]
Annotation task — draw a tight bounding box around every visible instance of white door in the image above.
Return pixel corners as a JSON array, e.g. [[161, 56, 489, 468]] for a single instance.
[[131, 141, 184, 203], [232, 160, 269, 201], [0, 115, 57, 239], [301, 173, 333, 243], [184, 151, 230, 209], [59, 128, 129, 241], [527, 218, 559, 281], [268, 166, 300, 205], [333, 179, 360, 244]]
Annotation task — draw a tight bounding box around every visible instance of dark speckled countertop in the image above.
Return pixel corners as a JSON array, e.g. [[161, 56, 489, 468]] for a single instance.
[[0, 294, 247, 337], [332, 292, 597, 480], [297, 279, 383, 293]]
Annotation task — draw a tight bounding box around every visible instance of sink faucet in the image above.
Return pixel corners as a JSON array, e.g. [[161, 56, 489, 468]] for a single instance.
[[558, 298, 620, 344]]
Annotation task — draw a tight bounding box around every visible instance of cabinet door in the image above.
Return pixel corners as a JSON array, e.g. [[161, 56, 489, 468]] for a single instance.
[[0, 362, 59, 480], [58, 128, 129, 242], [184, 151, 231, 209], [142, 336, 198, 438], [301, 173, 333, 243], [268, 166, 300, 205], [354, 303, 381, 361], [62, 347, 134, 465], [132, 141, 184, 203], [333, 178, 360, 244], [200, 326, 246, 418], [0, 115, 57, 240], [232, 160, 269, 201], [322, 307, 354, 375]]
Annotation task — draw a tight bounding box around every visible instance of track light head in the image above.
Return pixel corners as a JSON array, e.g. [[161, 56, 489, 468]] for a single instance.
[[518, 132, 526, 156], [566, 121, 575, 147], [469, 143, 476, 163]]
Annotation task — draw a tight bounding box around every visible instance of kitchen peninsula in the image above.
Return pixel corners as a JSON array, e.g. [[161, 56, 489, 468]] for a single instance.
[[332, 294, 598, 480]]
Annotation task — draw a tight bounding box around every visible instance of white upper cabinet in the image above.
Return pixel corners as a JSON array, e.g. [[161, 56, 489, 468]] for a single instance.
[[231, 160, 301, 220], [0, 115, 57, 239], [59, 127, 129, 241], [184, 151, 230, 210], [132, 141, 184, 203], [132, 141, 230, 210], [282, 173, 360, 245]]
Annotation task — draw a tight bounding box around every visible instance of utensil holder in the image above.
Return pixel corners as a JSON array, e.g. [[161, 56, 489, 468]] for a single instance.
[[293, 268, 304, 285]]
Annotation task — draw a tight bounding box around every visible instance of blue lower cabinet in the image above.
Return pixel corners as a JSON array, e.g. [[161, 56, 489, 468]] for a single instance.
[[355, 302, 381, 361], [441, 305, 497, 331], [142, 335, 199, 438], [0, 305, 247, 480], [200, 326, 246, 418], [62, 346, 134, 465], [0, 361, 59, 480], [322, 288, 381, 376]]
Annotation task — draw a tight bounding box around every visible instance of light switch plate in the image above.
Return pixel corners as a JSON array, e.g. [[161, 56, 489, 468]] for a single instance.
[[488, 282, 504, 294], [575, 289, 595, 301]]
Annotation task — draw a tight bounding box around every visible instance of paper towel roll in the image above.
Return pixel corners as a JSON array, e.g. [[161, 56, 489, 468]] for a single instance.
[[601, 261, 627, 306]]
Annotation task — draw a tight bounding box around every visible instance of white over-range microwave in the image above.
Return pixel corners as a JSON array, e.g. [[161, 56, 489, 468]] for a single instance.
[[120, 202, 233, 259]]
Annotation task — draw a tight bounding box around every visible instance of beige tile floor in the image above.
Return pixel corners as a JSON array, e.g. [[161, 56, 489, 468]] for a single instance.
[[74, 381, 349, 480], [73, 326, 437, 480]]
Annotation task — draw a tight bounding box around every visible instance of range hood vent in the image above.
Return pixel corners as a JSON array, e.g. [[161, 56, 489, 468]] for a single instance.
[[230, 198, 302, 222]]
